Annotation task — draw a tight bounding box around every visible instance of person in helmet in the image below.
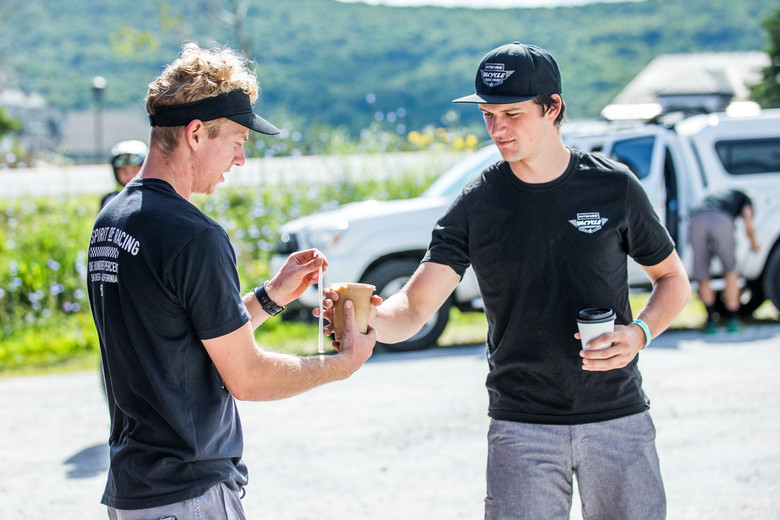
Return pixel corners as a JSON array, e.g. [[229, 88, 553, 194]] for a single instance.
[[100, 139, 148, 209]]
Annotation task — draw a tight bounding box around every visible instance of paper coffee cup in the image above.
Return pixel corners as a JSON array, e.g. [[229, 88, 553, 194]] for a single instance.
[[330, 283, 376, 341], [577, 308, 616, 350]]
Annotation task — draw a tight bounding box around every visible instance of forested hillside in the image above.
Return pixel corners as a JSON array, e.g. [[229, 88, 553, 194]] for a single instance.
[[0, 0, 775, 134]]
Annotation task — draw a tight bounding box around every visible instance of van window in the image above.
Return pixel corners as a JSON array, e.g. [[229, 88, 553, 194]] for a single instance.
[[715, 138, 780, 175], [610, 136, 654, 179]]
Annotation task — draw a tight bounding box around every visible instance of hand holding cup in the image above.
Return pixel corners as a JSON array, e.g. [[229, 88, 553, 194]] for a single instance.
[[329, 283, 376, 342], [576, 308, 616, 350], [317, 283, 381, 349]]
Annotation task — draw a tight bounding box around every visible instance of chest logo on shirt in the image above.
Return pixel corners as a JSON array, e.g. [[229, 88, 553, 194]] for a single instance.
[[569, 212, 608, 234]]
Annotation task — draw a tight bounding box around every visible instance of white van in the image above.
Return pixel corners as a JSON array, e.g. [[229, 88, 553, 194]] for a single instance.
[[272, 108, 780, 350]]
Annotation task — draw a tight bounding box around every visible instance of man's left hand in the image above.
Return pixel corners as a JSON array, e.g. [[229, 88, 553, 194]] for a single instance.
[[577, 324, 645, 371]]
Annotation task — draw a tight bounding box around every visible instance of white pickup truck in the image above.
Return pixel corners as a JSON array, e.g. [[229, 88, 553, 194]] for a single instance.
[[272, 108, 780, 351]]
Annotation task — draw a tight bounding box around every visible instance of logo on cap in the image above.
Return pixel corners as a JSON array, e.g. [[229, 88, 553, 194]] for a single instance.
[[569, 212, 608, 234], [481, 63, 514, 88]]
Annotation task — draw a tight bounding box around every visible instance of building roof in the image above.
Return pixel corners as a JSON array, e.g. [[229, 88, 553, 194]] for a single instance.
[[602, 51, 769, 120]]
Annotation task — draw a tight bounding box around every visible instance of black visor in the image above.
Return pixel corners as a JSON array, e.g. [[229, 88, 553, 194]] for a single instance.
[[149, 89, 280, 135]]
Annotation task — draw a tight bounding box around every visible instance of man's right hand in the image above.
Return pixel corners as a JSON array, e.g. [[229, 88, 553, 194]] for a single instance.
[[204, 297, 376, 402], [317, 288, 383, 342], [333, 300, 376, 376]]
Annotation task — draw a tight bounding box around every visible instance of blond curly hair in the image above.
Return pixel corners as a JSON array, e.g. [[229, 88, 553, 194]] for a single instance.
[[146, 43, 260, 155]]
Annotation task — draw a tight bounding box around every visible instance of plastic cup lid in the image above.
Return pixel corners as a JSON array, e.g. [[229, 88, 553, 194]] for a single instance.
[[577, 307, 616, 323]]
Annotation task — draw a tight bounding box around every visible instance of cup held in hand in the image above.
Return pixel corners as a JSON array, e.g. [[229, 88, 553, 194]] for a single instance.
[[577, 308, 616, 350], [330, 283, 376, 341]]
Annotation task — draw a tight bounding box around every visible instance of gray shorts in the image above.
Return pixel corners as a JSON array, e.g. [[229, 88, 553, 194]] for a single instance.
[[689, 209, 736, 281], [485, 412, 665, 520], [107, 482, 246, 520]]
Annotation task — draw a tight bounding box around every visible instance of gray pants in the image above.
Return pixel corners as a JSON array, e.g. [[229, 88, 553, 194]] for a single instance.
[[485, 412, 665, 520], [689, 209, 736, 281], [107, 482, 246, 520]]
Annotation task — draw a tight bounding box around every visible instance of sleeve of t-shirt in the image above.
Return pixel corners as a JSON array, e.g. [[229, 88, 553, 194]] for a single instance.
[[737, 191, 753, 215], [423, 190, 471, 278], [170, 226, 251, 340], [623, 174, 676, 267]]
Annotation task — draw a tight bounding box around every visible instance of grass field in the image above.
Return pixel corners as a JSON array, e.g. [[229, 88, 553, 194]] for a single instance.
[[2, 292, 777, 380], [437, 294, 779, 349]]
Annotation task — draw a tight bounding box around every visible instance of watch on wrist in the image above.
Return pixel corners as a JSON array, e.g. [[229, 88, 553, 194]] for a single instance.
[[254, 281, 284, 316]]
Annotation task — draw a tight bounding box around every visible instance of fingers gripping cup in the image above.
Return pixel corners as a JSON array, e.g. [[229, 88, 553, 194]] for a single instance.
[[330, 283, 376, 342], [577, 308, 616, 350]]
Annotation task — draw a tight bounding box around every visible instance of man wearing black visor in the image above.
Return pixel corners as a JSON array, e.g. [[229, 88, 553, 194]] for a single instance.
[[87, 43, 376, 519]]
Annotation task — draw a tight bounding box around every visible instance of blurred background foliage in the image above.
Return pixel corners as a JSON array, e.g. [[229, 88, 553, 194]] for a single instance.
[[1, 0, 779, 373], [0, 198, 95, 371], [0, 0, 775, 138], [0, 165, 442, 373]]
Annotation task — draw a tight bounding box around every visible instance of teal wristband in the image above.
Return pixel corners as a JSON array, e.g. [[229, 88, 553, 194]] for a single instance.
[[630, 319, 651, 349]]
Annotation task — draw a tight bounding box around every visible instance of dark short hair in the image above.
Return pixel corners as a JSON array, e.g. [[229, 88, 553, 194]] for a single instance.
[[534, 95, 567, 128]]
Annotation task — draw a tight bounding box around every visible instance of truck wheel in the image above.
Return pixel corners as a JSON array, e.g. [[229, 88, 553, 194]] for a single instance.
[[762, 246, 780, 314], [363, 259, 451, 352], [714, 279, 765, 319]]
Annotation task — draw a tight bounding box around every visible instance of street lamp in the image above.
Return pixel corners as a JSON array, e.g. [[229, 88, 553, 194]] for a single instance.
[[92, 76, 106, 163]]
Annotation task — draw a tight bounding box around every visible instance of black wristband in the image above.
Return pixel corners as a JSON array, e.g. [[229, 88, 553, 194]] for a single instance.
[[254, 281, 284, 316]]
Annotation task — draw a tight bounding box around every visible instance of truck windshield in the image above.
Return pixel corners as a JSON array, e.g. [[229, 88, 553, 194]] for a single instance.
[[610, 136, 654, 180]]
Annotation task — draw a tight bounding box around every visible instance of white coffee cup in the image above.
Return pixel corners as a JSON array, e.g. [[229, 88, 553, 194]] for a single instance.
[[577, 308, 616, 350]]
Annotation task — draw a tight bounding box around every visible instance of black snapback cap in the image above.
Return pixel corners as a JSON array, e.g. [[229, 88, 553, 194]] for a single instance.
[[453, 42, 561, 104]]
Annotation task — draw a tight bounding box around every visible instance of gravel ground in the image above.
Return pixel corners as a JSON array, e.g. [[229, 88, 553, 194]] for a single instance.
[[1, 324, 779, 519]]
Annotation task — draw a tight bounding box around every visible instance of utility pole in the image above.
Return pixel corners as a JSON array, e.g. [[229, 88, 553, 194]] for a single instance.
[[92, 76, 106, 163]]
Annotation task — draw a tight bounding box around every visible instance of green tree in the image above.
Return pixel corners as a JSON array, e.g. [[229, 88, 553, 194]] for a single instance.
[[0, 106, 21, 140], [0, 0, 24, 143], [203, 0, 254, 60], [751, 7, 780, 108], [0, 0, 23, 149]]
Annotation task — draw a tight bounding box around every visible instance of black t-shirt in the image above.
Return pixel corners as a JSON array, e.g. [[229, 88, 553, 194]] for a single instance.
[[87, 178, 251, 509], [691, 189, 752, 219], [424, 149, 675, 425]]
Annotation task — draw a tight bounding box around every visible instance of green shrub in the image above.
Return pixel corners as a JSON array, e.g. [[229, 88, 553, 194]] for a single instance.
[[0, 200, 89, 318], [0, 166, 441, 374]]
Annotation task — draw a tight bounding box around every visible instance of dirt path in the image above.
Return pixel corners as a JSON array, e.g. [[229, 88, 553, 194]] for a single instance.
[[1, 325, 779, 519]]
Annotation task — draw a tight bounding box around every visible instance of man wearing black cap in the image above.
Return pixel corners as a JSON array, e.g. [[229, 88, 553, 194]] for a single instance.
[[87, 43, 376, 519], [361, 42, 690, 519]]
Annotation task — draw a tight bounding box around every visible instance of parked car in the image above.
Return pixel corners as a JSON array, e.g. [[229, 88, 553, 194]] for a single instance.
[[272, 145, 497, 351], [273, 107, 780, 351]]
